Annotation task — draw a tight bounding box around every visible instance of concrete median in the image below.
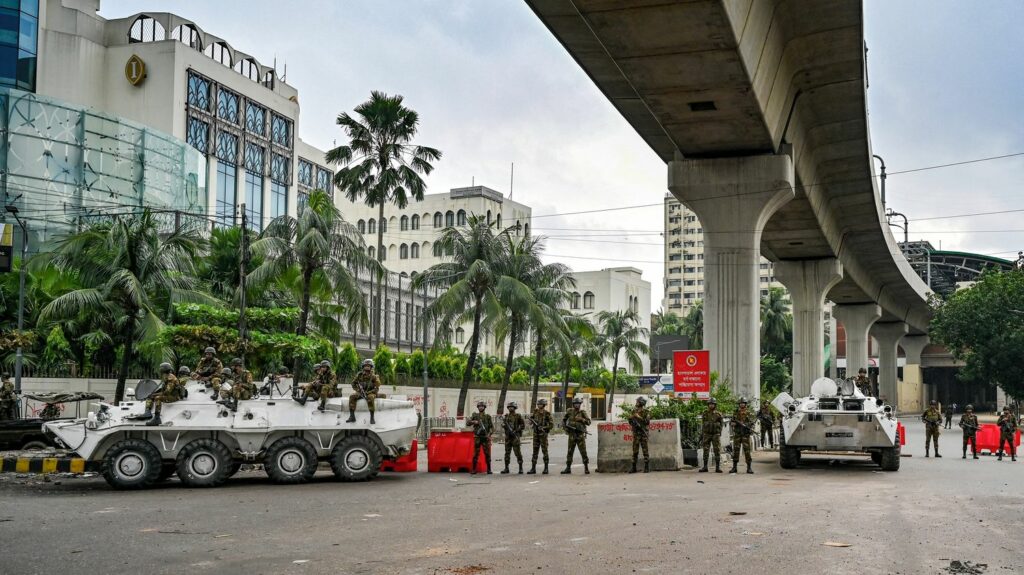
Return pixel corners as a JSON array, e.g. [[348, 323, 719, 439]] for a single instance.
[[596, 418, 683, 472]]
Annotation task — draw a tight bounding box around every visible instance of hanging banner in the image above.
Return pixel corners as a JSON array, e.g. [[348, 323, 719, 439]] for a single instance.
[[673, 350, 710, 399]]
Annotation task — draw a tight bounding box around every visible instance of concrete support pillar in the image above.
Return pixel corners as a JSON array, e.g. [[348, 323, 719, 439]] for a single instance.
[[668, 154, 794, 403], [900, 335, 929, 365], [871, 322, 908, 406], [775, 259, 843, 396], [828, 307, 838, 379], [833, 303, 881, 378], [898, 335, 929, 414]]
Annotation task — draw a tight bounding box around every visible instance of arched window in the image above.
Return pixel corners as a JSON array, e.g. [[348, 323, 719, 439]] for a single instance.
[[400, 215, 409, 231], [433, 243, 442, 257], [357, 219, 366, 234], [455, 327, 465, 344], [380, 218, 387, 233], [487, 210, 492, 226], [633, 297, 639, 313], [524, 223, 530, 236], [379, 246, 387, 261], [629, 295, 634, 311], [367, 218, 376, 234], [367, 246, 375, 259], [411, 214, 420, 230], [571, 292, 581, 310], [411, 243, 420, 258], [445, 211, 454, 227], [204, 42, 232, 66], [262, 70, 275, 90], [234, 58, 260, 81], [171, 24, 202, 50], [583, 291, 595, 310], [457, 210, 467, 226], [445, 243, 454, 256], [433, 212, 443, 228], [400, 244, 409, 259], [128, 15, 165, 43], [496, 214, 501, 229], [515, 220, 521, 236]]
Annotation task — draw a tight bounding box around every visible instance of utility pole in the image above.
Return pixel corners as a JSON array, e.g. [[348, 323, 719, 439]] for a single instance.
[[422, 283, 429, 433], [873, 154, 887, 206], [239, 204, 249, 364], [4, 205, 27, 393]]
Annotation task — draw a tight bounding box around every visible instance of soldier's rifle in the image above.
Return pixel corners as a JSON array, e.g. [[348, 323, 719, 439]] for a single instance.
[[502, 417, 523, 442], [528, 415, 550, 436], [471, 416, 491, 438], [627, 414, 649, 438], [563, 415, 590, 436], [998, 418, 1018, 434], [730, 415, 757, 435], [959, 421, 980, 433]]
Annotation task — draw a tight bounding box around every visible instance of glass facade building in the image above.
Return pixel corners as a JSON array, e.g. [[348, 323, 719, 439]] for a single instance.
[[0, 0, 37, 92], [0, 88, 208, 251]]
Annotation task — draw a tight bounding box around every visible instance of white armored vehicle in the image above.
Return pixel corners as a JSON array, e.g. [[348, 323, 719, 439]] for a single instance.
[[42, 378, 418, 489], [772, 377, 901, 471]]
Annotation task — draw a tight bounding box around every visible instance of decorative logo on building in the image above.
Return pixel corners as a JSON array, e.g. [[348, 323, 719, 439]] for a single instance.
[[125, 55, 147, 86]]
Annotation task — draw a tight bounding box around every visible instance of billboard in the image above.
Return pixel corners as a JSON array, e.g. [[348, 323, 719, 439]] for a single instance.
[[672, 350, 711, 399], [0, 223, 13, 273]]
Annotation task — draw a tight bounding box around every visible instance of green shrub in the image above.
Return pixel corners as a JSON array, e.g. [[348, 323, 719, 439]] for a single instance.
[[409, 350, 425, 377], [373, 345, 395, 384], [337, 343, 360, 378], [510, 369, 530, 387], [173, 303, 298, 332]]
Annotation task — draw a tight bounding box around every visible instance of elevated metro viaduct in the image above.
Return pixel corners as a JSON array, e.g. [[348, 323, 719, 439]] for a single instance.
[[527, 0, 933, 406]]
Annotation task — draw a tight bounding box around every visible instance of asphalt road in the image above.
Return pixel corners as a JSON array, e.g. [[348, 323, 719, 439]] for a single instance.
[[1, 420, 1020, 575]]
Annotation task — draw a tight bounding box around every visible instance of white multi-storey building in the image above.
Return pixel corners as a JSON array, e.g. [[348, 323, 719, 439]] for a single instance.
[[568, 267, 651, 374], [662, 194, 785, 316]]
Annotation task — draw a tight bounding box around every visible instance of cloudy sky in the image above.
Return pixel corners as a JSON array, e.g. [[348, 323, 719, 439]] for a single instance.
[[101, 1, 1024, 307]]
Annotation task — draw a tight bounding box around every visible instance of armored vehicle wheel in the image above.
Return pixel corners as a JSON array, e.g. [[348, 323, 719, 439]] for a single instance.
[[879, 447, 900, 471], [157, 462, 176, 482], [870, 451, 882, 465], [779, 445, 800, 469], [330, 435, 382, 482], [102, 439, 162, 490], [21, 440, 49, 451], [227, 460, 242, 478], [176, 439, 232, 487], [264, 437, 318, 484]]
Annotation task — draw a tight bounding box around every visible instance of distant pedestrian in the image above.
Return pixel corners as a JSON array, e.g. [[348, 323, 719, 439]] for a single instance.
[[943, 402, 954, 429]]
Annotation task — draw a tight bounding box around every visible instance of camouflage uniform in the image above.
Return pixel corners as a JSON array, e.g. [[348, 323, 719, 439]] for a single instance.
[[502, 411, 525, 472], [629, 405, 651, 470], [39, 403, 61, 420], [0, 377, 16, 421], [194, 356, 224, 393], [700, 406, 724, 472], [317, 368, 337, 409], [147, 372, 183, 416], [958, 411, 979, 458], [757, 401, 776, 448], [469, 411, 493, 474], [562, 406, 591, 473], [854, 374, 871, 396], [922, 405, 943, 457], [529, 406, 554, 473], [730, 407, 757, 472], [229, 367, 256, 401], [996, 411, 1018, 461], [349, 371, 381, 413]]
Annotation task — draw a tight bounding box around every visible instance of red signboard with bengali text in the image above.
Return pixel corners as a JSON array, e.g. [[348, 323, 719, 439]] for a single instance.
[[673, 350, 710, 399]]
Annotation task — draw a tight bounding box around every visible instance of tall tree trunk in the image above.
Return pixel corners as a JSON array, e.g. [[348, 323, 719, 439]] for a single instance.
[[530, 329, 544, 410], [293, 268, 313, 379], [375, 202, 385, 348], [608, 351, 620, 418], [496, 320, 518, 415], [561, 360, 571, 412], [114, 336, 133, 404], [457, 294, 483, 418]]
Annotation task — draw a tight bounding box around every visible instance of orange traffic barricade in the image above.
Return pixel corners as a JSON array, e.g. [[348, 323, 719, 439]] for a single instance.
[[427, 430, 488, 473], [380, 439, 418, 472]]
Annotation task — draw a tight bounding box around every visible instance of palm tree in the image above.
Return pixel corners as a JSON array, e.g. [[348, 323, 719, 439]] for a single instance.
[[653, 308, 685, 335], [551, 313, 597, 408], [415, 215, 502, 417], [38, 210, 210, 403], [760, 286, 792, 360], [595, 309, 650, 416], [328, 91, 441, 346], [526, 264, 575, 409], [249, 189, 378, 376], [681, 300, 704, 349]]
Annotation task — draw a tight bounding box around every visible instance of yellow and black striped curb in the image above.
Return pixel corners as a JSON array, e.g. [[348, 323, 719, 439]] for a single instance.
[[1, 456, 89, 474]]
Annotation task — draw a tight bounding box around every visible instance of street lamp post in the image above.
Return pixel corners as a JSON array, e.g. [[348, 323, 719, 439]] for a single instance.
[[873, 154, 887, 206], [5, 205, 27, 393]]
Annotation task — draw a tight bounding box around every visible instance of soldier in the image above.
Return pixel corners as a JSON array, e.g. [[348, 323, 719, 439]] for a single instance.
[[699, 398, 724, 473], [921, 399, 943, 457], [0, 372, 17, 421], [501, 401, 525, 474], [348, 359, 381, 424], [730, 397, 757, 474], [194, 347, 224, 398], [218, 358, 256, 411], [943, 402, 954, 429], [294, 361, 327, 408], [468, 401, 493, 475], [317, 360, 337, 412], [39, 402, 62, 420], [178, 365, 191, 381], [628, 396, 651, 473], [854, 367, 871, 396], [527, 398, 554, 475], [996, 406, 1018, 462], [958, 404, 980, 460], [145, 362, 183, 426], [561, 396, 591, 475], [757, 400, 776, 449]]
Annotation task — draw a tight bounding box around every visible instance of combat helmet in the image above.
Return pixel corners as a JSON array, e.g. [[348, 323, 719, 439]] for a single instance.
[[204, 347, 215, 355], [572, 396, 583, 405], [231, 357, 243, 367], [362, 358, 374, 368], [159, 362, 173, 373], [178, 365, 191, 376], [636, 396, 648, 406], [507, 401, 518, 410]]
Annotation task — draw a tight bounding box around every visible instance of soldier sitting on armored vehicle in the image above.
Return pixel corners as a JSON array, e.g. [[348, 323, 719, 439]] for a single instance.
[[218, 359, 256, 411], [348, 359, 381, 424], [295, 360, 336, 412], [193, 347, 224, 397], [144, 362, 184, 426], [854, 367, 871, 396]]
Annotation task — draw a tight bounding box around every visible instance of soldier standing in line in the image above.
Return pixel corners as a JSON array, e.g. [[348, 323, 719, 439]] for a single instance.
[[0, 372, 17, 421], [996, 406, 1018, 462], [527, 398, 554, 475], [145, 362, 183, 426], [468, 401, 493, 475], [757, 400, 776, 449], [922, 399, 943, 457], [501, 401, 525, 474], [194, 347, 224, 399], [699, 398, 724, 473], [958, 404, 980, 460], [348, 359, 381, 424], [730, 397, 756, 474], [943, 402, 955, 429], [562, 396, 591, 475], [628, 396, 651, 473], [854, 368, 871, 396]]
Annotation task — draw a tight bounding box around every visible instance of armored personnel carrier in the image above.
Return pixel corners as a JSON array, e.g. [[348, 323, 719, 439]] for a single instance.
[[772, 377, 901, 471], [42, 378, 418, 489]]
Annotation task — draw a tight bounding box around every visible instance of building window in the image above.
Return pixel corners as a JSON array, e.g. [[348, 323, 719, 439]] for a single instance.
[[496, 214, 501, 229], [583, 292, 595, 310], [445, 211, 454, 227], [244, 171, 262, 231], [128, 15, 165, 43], [367, 246, 375, 259], [187, 72, 210, 111], [411, 243, 419, 258], [297, 159, 313, 187], [270, 181, 287, 220], [379, 246, 387, 261], [235, 58, 259, 82], [357, 220, 366, 234], [433, 212, 443, 228], [433, 243, 442, 257], [217, 89, 239, 124], [571, 292, 581, 310], [270, 153, 289, 184], [400, 215, 409, 231], [271, 114, 291, 147], [185, 117, 208, 153], [316, 168, 331, 192], [216, 131, 238, 163], [215, 160, 236, 227], [400, 244, 409, 259], [171, 23, 202, 50], [380, 219, 387, 234], [245, 143, 264, 173], [367, 219, 376, 234], [245, 102, 265, 135], [455, 327, 465, 344], [411, 214, 420, 230], [297, 190, 309, 213], [262, 70, 275, 90], [204, 41, 232, 66], [456, 210, 467, 226]]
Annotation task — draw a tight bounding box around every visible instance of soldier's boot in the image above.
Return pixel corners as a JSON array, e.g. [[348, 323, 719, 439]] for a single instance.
[[925, 448, 930, 458], [997, 451, 1003, 461], [486, 462, 492, 475], [729, 461, 738, 474], [543, 462, 549, 475], [317, 402, 326, 412], [210, 391, 219, 401], [369, 412, 376, 425], [561, 464, 572, 474], [518, 463, 523, 475], [145, 412, 162, 426], [471, 457, 479, 475], [973, 450, 979, 460], [629, 459, 638, 474], [935, 449, 942, 458], [527, 462, 537, 475], [746, 463, 753, 475], [715, 461, 722, 473], [643, 460, 650, 473], [293, 396, 307, 406], [583, 462, 590, 475], [345, 410, 356, 423], [127, 408, 152, 421], [962, 447, 967, 459], [500, 464, 510, 474], [699, 462, 708, 473]]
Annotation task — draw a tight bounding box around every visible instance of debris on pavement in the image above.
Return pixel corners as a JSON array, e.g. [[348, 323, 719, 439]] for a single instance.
[[822, 541, 852, 547], [728, 511, 747, 516], [943, 560, 987, 574]]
